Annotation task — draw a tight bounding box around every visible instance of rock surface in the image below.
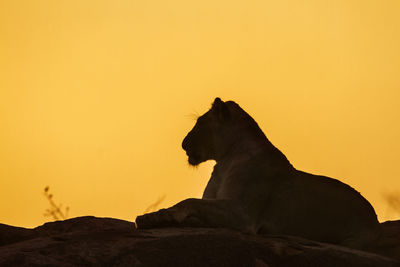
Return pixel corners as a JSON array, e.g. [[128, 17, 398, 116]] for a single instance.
[[0, 216, 399, 267]]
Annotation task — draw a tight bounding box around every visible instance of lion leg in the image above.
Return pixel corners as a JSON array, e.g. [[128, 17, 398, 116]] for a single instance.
[[135, 198, 256, 233]]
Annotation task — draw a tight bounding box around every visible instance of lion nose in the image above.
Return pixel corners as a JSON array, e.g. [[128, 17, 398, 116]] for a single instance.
[[182, 136, 189, 151]]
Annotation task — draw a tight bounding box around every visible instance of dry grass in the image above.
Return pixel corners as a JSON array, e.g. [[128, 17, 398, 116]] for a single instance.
[[143, 195, 166, 214], [383, 191, 400, 218], [43, 186, 69, 221]]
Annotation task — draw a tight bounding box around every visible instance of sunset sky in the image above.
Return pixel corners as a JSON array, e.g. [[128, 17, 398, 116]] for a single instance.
[[1, 0, 399, 228]]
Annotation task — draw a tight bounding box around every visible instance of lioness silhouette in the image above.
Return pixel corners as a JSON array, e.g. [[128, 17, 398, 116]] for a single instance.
[[136, 98, 381, 249]]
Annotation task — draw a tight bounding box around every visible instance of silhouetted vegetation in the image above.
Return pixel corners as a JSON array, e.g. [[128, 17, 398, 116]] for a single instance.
[[383, 191, 400, 217], [143, 195, 166, 214], [43, 186, 69, 221]]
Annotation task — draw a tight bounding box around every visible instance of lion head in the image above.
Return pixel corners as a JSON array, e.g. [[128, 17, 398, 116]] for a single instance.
[[181, 98, 230, 165], [182, 97, 290, 166]]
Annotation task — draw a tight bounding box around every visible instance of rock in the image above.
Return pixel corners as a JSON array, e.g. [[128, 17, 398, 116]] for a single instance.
[[0, 216, 398, 267], [371, 220, 400, 261]]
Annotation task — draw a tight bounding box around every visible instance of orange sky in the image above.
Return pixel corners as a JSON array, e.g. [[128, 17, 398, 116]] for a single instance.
[[1, 0, 399, 228]]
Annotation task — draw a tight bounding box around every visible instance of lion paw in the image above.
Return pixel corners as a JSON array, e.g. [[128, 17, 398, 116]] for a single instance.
[[135, 209, 178, 229], [136, 206, 206, 229]]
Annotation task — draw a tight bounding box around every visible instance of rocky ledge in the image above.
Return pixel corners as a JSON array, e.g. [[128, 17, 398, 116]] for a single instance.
[[0, 216, 399, 266]]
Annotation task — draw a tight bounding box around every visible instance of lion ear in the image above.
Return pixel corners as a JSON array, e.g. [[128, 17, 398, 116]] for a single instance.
[[213, 97, 223, 105], [212, 97, 230, 121]]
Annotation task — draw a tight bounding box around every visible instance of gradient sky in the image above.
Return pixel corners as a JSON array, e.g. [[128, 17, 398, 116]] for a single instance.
[[1, 0, 399, 228]]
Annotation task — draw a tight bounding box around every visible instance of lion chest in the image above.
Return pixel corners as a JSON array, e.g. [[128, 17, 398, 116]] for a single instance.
[[210, 157, 253, 199]]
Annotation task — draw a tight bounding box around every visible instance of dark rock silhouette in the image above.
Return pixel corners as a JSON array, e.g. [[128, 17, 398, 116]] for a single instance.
[[0, 216, 399, 266]]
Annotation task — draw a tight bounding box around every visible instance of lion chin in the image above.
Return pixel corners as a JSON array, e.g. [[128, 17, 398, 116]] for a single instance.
[[188, 156, 202, 166], [187, 153, 203, 166]]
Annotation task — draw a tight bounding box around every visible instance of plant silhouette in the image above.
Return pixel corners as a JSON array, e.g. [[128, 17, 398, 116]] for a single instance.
[[43, 186, 69, 221], [143, 195, 166, 214], [383, 191, 400, 217]]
